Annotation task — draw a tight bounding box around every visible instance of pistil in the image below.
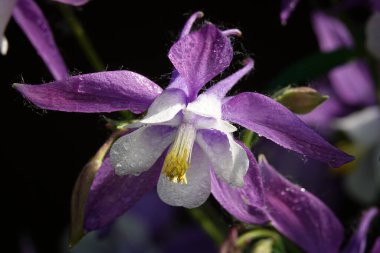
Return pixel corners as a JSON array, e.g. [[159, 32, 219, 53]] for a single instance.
[[163, 124, 196, 184]]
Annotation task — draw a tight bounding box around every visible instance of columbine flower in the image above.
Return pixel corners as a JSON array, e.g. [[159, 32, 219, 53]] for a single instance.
[[0, 0, 88, 80], [15, 12, 352, 231]]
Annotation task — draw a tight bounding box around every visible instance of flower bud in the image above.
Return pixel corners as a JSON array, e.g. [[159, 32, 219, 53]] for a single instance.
[[274, 86, 328, 114], [69, 129, 127, 247]]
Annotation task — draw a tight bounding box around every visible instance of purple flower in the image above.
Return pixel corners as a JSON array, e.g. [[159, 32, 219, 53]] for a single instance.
[[0, 0, 88, 80], [15, 12, 352, 231]]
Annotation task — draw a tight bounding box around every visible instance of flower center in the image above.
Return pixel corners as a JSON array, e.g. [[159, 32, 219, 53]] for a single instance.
[[163, 124, 196, 184]]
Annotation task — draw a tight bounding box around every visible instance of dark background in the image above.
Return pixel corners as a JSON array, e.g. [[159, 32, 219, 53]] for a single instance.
[[1, 1, 320, 252]]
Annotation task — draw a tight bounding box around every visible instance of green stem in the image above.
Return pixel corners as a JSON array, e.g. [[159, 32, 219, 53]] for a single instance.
[[241, 130, 258, 149], [188, 208, 225, 245], [58, 5, 104, 71]]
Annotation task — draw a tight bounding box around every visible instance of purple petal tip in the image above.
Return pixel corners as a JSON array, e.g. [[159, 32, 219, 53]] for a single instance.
[[331, 153, 355, 168]]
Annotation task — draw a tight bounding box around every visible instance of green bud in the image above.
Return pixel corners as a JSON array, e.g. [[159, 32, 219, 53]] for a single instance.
[[274, 86, 328, 114], [69, 129, 127, 248]]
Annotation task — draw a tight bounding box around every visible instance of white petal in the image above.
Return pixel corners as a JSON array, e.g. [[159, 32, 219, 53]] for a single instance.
[[186, 93, 222, 118], [198, 118, 237, 133], [157, 145, 211, 208], [130, 113, 183, 129], [1, 36, 8, 55], [196, 129, 249, 187], [0, 0, 17, 54], [334, 106, 380, 148], [216, 119, 237, 132], [110, 126, 176, 176], [366, 13, 380, 60], [140, 89, 186, 124], [183, 110, 236, 133]]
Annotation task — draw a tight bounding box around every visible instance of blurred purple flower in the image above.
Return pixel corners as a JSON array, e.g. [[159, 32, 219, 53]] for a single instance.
[[301, 11, 376, 132], [280, 0, 300, 25], [0, 0, 88, 80], [299, 11, 379, 206], [15, 11, 352, 232], [311, 11, 376, 107]]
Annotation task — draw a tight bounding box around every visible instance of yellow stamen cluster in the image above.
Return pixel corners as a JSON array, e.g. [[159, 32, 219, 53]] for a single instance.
[[163, 124, 196, 184]]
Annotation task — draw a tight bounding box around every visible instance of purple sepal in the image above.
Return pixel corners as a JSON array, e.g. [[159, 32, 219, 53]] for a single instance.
[[222, 92, 354, 167], [211, 143, 268, 225], [84, 155, 164, 231], [14, 70, 162, 113], [13, 0, 68, 80], [206, 59, 254, 100], [259, 156, 344, 253]]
